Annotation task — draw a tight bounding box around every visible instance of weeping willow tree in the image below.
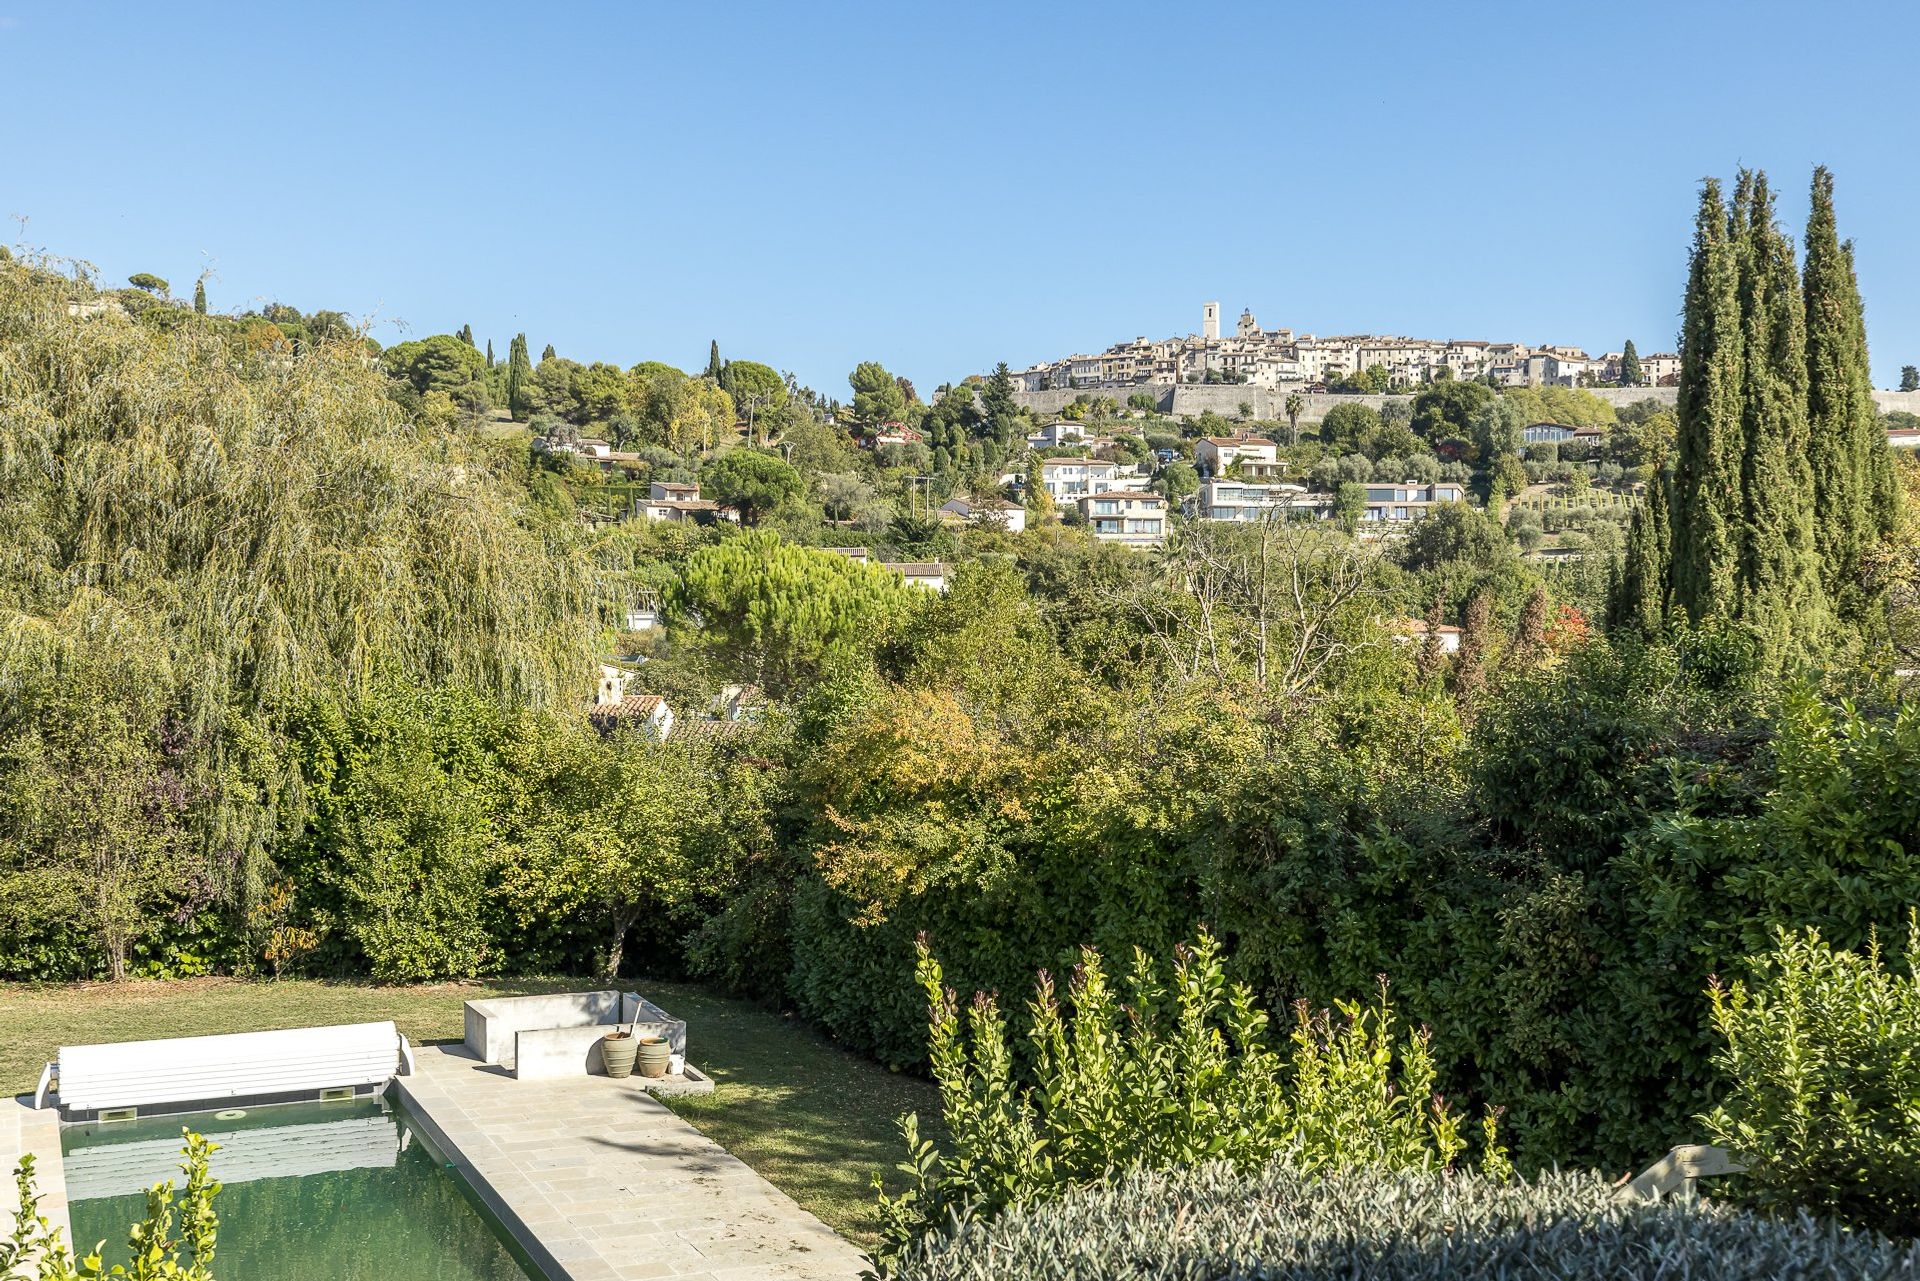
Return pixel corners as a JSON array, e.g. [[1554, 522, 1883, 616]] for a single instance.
[[0, 258, 610, 969]]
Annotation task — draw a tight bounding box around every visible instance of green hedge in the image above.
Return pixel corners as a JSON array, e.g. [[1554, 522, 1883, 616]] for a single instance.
[[886, 1162, 1920, 1281]]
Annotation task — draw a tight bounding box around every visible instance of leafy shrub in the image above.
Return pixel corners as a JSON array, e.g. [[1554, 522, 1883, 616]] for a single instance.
[[884, 1161, 1920, 1281], [1701, 920, 1920, 1235], [4, 1134, 220, 1279], [876, 932, 1501, 1260]]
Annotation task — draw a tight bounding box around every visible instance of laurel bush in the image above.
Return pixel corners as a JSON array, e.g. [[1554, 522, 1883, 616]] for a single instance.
[[876, 932, 1508, 1262], [1701, 919, 1920, 1235]]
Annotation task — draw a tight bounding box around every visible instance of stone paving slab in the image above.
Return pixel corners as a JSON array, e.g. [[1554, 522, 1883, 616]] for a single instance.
[[4, 1094, 70, 1271], [396, 1043, 866, 1281]]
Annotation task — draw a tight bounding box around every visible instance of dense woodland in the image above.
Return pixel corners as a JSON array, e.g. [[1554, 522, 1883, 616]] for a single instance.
[[2, 167, 1918, 1209]]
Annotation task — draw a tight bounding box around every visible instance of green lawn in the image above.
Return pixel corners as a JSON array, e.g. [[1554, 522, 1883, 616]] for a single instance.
[[0, 975, 936, 1248]]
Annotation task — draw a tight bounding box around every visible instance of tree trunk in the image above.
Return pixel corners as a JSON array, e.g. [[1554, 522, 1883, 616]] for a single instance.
[[99, 876, 126, 981], [601, 908, 638, 984]]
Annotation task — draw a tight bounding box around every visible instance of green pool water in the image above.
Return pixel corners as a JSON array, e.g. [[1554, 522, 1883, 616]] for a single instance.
[[62, 1098, 540, 1280]]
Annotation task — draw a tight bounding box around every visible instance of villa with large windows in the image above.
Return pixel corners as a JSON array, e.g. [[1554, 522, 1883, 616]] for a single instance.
[[1078, 491, 1168, 548], [1358, 481, 1466, 522]]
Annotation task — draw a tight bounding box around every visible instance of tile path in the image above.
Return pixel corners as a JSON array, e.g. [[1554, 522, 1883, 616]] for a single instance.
[[396, 1044, 868, 1281]]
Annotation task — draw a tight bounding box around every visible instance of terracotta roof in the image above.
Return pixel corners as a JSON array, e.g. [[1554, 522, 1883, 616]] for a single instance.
[[884, 562, 947, 575], [672, 717, 746, 743], [1200, 436, 1277, 447], [643, 499, 720, 511], [590, 694, 663, 720]]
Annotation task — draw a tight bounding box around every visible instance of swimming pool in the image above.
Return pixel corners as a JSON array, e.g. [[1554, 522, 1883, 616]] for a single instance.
[[61, 1097, 542, 1280]]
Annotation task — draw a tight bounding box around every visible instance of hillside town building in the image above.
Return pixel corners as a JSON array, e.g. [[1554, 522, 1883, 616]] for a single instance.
[[1006, 304, 1672, 394]]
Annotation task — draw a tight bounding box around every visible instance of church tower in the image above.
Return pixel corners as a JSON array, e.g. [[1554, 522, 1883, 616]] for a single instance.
[[1202, 301, 1220, 340]]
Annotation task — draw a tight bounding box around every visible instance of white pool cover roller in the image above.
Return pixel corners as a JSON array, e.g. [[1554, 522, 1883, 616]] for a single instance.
[[54, 1021, 407, 1113]]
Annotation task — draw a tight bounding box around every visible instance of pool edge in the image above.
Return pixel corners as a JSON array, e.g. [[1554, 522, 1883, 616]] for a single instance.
[[4, 1093, 72, 1256], [390, 1073, 569, 1281]]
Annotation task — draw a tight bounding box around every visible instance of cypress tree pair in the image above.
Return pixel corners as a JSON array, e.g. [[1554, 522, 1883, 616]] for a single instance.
[[1728, 172, 1822, 657], [1613, 168, 1895, 661]]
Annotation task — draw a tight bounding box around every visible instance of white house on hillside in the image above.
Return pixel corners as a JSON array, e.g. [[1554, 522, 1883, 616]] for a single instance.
[[633, 479, 739, 525], [940, 494, 1028, 533], [1078, 491, 1167, 549], [889, 563, 948, 591], [1359, 482, 1467, 523], [1394, 618, 1463, 653], [1039, 457, 1126, 502], [588, 665, 675, 738], [1025, 421, 1088, 450], [1193, 434, 1282, 478], [1194, 480, 1329, 522], [826, 547, 949, 591]]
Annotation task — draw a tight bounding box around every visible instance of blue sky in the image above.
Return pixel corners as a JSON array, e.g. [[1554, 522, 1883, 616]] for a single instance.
[[4, 2, 1917, 396]]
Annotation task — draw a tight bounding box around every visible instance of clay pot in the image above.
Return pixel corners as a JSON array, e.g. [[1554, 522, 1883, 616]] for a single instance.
[[601, 1031, 638, 1079], [635, 1036, 671, 1079]]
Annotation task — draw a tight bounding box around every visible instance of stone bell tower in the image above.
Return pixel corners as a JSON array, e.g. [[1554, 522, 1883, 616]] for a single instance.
[[1202, 300, 1220, 341]]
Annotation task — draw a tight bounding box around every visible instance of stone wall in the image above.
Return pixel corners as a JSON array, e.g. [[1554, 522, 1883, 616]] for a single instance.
[[1013, 382, 1920, 425]]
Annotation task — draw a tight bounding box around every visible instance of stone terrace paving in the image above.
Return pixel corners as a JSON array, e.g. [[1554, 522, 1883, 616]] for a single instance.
[[397, 1042, 866, 1281], [3, 1093, 70, 1247]]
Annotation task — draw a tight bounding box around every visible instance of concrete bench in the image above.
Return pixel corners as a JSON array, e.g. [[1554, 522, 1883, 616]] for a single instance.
[[462, 991, 686, 1078], [43, 1021, 410, 1120], [1621, 1144, 1746, 1201]]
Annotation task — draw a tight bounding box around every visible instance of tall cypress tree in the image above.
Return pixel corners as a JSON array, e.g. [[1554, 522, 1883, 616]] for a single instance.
[[1803, 166, 1896, 620], [1510, 584, 1549, 669], [1451, 589, 1493, 720], [1611, 468, 1671, 635], [1416, 595, 1448, 682], [1620, 339, 1642, 387], [1670, 178, 1746, 626], [457, 323, 474, 347], [705, 340, 723, 381], [1850, 241, 1900, 540], [485, 338, 494, 368], [1730, 172, 1823, 654], [193, 279, 208, 315], [507, 333, 533, 421]]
